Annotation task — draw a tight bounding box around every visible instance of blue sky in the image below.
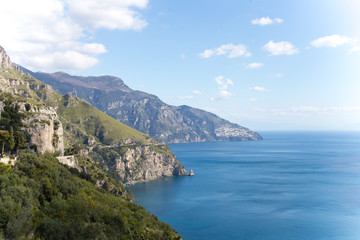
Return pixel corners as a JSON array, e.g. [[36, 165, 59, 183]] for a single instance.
[[1, 0, 359, 130]]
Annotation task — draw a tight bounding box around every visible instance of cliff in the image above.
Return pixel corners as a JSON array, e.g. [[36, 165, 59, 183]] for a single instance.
[[0, 48, 64, 155], [25, 71, 263, 143], [57, 93, 188, 184], [17, 102, 64, 155], [0, 46, 187, 184]]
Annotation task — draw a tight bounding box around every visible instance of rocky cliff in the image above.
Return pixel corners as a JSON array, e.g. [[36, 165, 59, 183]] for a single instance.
[[0, 48, 64, 155], [1, 45, 187, 184], [20, 103, 64, 155], [25, 71, 263, 143], [57, 93, 188, 184]]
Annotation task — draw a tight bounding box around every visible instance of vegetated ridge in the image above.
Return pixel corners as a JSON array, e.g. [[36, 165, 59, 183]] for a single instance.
[[0, 45, 184, 239], [0, 46, 187, 185], [25, 70, 263, 143]]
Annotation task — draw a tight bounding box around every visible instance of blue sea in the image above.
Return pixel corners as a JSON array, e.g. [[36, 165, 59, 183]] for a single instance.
[[128, 132, 360, 240]]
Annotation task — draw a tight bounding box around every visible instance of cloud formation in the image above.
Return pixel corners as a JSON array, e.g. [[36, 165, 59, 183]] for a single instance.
[[199, 44, 251, 58], [0, 0, 148, 72], [310, 34, 352, 48], [349, 46, 360, 53], [272, 105, 360, 116], [178, 95, 194, 99], [262, 40, 299, 56], [215, 75, 233, 90], [251, 17, 283, 26], [250, 86, 270, 92], [291, 106, 360, 112], [211, 76, 234, 101], [246, 62, 263, 70], [192, 90, 203, 95], [67, 0, 148, 31]]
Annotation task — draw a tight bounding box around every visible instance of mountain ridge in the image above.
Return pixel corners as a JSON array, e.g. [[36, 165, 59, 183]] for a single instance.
[[25, 70, 263, 143], [1, 46, 187, 185]]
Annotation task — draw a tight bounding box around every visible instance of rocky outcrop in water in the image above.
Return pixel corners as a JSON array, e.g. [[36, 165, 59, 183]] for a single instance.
[[113, 142, 187, 184]]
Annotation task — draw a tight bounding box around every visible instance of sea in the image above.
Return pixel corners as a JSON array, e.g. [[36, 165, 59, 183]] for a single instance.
[[128, 131, 360, 240]]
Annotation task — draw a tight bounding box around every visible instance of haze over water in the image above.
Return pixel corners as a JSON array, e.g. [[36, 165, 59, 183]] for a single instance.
[[129, 132, 360, 240]]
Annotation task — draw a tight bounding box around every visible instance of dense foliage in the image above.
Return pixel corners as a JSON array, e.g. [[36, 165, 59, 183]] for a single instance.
[[0, 151, 181, 240], [0, 100, 28, 155]]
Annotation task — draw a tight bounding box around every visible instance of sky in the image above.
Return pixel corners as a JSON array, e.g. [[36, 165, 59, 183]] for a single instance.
[[0, 0, 359, 131]]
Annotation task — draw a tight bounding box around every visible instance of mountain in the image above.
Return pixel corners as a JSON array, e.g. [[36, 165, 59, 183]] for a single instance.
[[24, 70, 263, 143], [0, 46, 183, 239], [0, 46, 187, 185]]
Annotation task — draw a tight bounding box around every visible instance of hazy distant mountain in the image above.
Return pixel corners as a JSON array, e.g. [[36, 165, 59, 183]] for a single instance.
[[24, 70, 263, 143]]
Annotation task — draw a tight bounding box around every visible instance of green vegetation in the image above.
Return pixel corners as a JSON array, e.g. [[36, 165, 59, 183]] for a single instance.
[[0, 48, 185, 239], [0, 151, 181, 240], [56, 95, 154, 147], [0, 100, 29, 155]]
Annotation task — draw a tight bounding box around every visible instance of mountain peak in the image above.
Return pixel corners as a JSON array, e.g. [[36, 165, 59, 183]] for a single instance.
[[0, 46, 20, 70], [0, 45, 13, 69]]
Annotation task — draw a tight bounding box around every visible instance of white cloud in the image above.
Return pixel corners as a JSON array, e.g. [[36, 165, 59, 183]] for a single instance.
[[292, 106, 360, 112], [291, 106, 320, 112], [262, 40, 299, 56], [250, 86, 270, 92], [349, 46, 360, 53], [178, 95, 194, 99], [272, 105, 360, 116], [66, 0, 148, 31], [269, 73, 284, 79], [215, 76, 233, 90], [180, 53, 186, 59], [192, 90, 203, 95], [211, 76, 234, 101], [0, 0, 148, 72], [246, 62, 263, 70], [251, 17, 283, 26], [23, 50, 101, 72], [249, 98, 257, 102], [199, 44, 251, 58], [211, 90, 233, 101], [310, 34, 352, 48], [274, 73, 284, 78]]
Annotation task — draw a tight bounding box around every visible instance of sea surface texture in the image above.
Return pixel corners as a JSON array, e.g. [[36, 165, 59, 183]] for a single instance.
[[128, 132, 360, 240]]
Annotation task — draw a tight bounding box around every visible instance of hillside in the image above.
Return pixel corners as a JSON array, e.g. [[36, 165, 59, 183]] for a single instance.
[[0, 46, 187, 184], [0, 151, 181, 239], [25, 71, 263, 143]]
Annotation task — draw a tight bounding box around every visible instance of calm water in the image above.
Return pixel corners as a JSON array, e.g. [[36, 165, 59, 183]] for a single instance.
[[128, 132, 360, 240]]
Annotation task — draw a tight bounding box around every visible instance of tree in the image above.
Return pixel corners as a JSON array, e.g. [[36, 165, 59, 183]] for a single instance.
[[15, 131, 27, 155], [0, 130, 10, 155], [8, 126, 15, 152]]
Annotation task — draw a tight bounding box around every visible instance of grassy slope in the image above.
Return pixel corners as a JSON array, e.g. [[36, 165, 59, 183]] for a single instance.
[[1, 68, 159, 148], [56, 95, 154, 147]]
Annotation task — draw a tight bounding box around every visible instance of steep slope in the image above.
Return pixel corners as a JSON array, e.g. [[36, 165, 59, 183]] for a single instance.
[[25, 70, 263, 143], [0, 46, 187, 184], [0, 151, 182, 239]]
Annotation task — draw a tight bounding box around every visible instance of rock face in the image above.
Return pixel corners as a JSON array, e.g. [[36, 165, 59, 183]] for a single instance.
[[114, 143, 187, 184], [26, 71, 263, 143], [0, 46, 12, 69], [0, 46, 19, 70], [56, 94, 188, 184], [0, 46, 64, 155], [0, 45, 188, 184], [0, 101, 64, 156], [20, 103, 64, 155]]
